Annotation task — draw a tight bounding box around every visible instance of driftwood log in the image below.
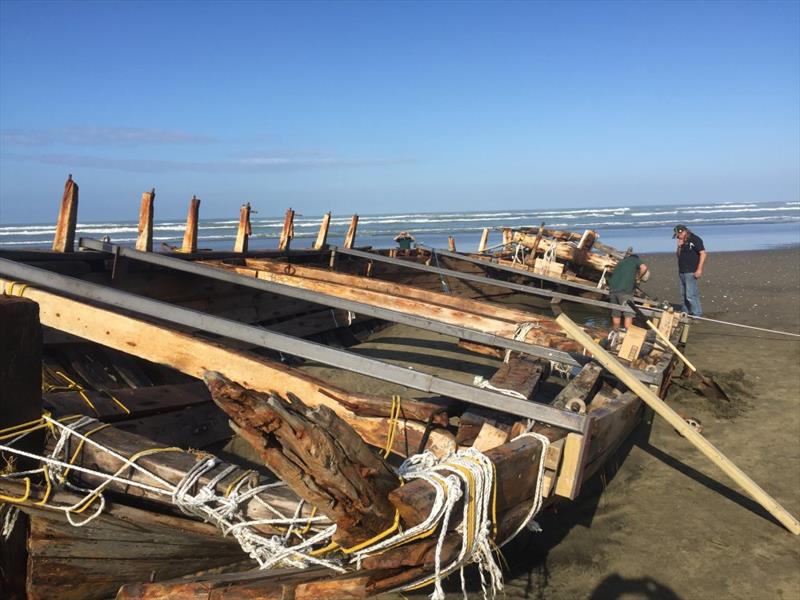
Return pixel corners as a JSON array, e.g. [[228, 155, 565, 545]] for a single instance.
[[204, 371, 401, 547]]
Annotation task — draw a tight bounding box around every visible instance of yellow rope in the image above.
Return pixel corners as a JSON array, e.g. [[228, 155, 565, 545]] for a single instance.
[[53, 371, 98, 416], [382, 395, 401, 459], [0, 477, 31, 503], [296, 506, 318, 536], [339, 509, 401, 555], [44, 371, 131, 416], [224, 470, 252, 498]]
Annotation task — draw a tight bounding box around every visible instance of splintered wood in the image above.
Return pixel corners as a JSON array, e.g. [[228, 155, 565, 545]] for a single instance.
[[204, 371, 400, 547]]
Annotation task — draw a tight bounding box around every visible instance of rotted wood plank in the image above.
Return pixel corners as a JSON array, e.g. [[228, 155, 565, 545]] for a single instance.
[[44, 381, 212, 420], [205, 372, 400, 547]]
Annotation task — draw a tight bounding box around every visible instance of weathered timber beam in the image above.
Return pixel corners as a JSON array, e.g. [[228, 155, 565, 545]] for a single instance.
[[314, 212, 332, 249], [513, 231, 617, 271], [0, 271, 461, 452], [181, 195, 200, 253], [135, 189, 155, 252], [343, 214, 359, 249], [240, 257, 582, 334], [551, 363, 604, 411], [0, 295, 42, 597], [221, 261, 592, 354], [206, 372, 400, 546], [78, 239, 643, 384], [52, 174, 79, 252], [424, 244, 609, 295], [41, 421, 310, 532], [234, 202, 252, 253], [278, 208, 295, 251], [332, 245, 655, 317]]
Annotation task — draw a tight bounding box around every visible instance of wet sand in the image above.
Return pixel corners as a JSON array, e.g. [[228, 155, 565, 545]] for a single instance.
[[374, 247, 800, 599]]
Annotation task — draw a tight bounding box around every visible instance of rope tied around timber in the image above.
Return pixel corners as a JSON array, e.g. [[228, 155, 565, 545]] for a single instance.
[[0, 413, 551, 599]]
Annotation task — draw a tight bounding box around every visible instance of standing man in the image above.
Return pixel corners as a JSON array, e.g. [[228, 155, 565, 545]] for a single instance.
[[608, 251, 648, 330], [673, 224, 707, 316]]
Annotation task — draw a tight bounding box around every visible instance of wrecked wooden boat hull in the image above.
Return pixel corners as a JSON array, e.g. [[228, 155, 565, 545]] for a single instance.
[[0, 183, 688, 599]]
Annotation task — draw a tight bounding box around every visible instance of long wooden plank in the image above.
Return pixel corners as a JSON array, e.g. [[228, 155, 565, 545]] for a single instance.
[[222, 261, 594, 354], [242, 257, 580, 329], [2, 278, 457, 455]]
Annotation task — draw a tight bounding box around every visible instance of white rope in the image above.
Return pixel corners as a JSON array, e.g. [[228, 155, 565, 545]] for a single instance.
[[597, 266, 608, 289], [1, 411, 552, 597], [499, 431, 551, 545], [1, 505, 20, 539], [473, 375, 528, 400], [503, 321, 539, 363]]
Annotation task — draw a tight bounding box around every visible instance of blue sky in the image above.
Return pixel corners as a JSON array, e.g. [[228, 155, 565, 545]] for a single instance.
[[0, 0, 798, 224]]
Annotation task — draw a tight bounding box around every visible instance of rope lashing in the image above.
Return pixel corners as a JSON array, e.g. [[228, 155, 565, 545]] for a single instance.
[[42, 370, 131, 416], [0, 412, 553, 599], [473, 375, 528, 400]]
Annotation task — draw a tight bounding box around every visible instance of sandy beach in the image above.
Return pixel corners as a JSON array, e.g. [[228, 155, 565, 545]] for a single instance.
[[371, 246, 800, 600]]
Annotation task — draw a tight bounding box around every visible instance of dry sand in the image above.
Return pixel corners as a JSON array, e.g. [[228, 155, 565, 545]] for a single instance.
[[373, 247, 800, 600]]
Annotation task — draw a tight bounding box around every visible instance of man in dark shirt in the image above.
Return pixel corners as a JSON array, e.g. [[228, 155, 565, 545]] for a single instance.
[[673, 224, 707, 316], [608, 252, 648, 329]]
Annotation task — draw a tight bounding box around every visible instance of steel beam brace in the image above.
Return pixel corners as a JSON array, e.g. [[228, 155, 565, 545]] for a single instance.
[[79, 238, 588, 369], [0, 256, 588, 432]]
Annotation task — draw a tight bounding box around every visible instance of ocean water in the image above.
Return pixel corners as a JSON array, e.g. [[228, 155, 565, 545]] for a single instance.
[[1, 200, 798, 254]]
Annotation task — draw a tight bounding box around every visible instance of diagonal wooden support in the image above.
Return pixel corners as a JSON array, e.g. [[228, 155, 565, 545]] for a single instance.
[[556, 312, 800, 535]]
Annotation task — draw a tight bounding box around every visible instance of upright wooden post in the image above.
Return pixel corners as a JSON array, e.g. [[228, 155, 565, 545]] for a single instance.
[[278, 208, 295, 251], [448, 236, 457, 252], [52, 174, 79, 252], [234, 203, 252, 253], [556, 312, 800, 535], [0, 294, 42, 597], [502, 227, 513, 248], [314, 212, 332, 250], [478, 228, 490, 252], [181, 195, 200, 253], [343, 214, 359, 249], [135, 188, 156, 252]]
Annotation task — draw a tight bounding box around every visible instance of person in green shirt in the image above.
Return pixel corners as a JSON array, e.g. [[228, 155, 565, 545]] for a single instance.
[[394, 231, 416, 251], [607, 253, 648, 330]]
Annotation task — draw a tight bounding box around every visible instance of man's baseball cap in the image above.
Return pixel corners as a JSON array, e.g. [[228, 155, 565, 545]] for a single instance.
[[672, 225, 687, 238]]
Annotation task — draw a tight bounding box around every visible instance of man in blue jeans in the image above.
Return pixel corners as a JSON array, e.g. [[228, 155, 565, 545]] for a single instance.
[[673, 225, 707, 316]]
